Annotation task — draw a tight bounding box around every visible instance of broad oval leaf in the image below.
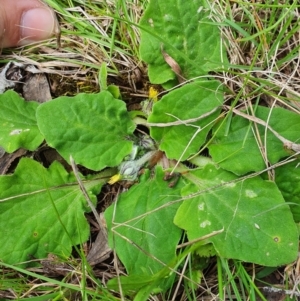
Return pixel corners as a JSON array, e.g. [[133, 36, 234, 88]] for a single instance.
[[174, 165, 298, 266], [139, 0, 227, 86], [37, 92, 136, 171], [148, 81, 222, 161], [104, 167, 184, 276], [0, 158, 111, 266]]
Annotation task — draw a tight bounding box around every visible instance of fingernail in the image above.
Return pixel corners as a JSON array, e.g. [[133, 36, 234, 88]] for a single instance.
[[20, 7, 56, 44]]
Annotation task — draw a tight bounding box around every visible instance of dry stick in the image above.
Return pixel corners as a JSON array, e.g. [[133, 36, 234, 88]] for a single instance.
[[225, 105, 300, 152], [113, 246, 125, 301], [166, 113, 223, 174], [69, 155, 107, 239], [145, 106, 220, 127], [145, 106, 222, 174], [171, 253, 190, 301], [0, 182, 87, 203], [263, 101, 277, 180], [177, 229, 224, 249], [261, 287, 300, 298], [111, 189, 125, 301], [245, 99, 274, 179]]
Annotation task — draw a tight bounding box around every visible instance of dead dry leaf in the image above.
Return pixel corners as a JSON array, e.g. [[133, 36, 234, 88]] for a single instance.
[[161, 45, 185, 84]]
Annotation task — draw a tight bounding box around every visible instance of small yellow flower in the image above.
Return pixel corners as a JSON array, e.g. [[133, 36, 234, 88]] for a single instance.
[[149, 87, 158, 102], [108, 173, 121, 185]]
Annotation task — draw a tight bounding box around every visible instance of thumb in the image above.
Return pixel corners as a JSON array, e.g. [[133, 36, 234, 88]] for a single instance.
[[0, 0, 59, 48]]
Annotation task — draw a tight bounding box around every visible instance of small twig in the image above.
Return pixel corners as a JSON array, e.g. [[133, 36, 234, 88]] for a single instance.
[[261, 286, 300, 297], [146, 106, 220, 127], [171, 254, 190, 301], [70, 156, 107, 238], [177, 228, 224, 249]]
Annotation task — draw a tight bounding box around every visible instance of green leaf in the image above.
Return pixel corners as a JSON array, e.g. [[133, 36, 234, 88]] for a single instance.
[[275, 160, 300, 223], [99, 62, 108, 91], [0, 158, 110, 266], [107, 85, 121, 99], [107, 272, 176, 301], [208, 106, 300, 175], [36, 92, 136, 171], [148, 81, 222, 160], [104, 167, 184, 276], [107, 274, 156, 296], [174, 164, 298, 266], [0, 90, 43, 152], [139, 0, 227, 85]]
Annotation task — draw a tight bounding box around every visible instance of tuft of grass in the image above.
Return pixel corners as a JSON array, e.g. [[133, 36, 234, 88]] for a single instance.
[[0, 257, 119, 300], [209, 0, 300, 112], [0, 0, 149, 96]]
